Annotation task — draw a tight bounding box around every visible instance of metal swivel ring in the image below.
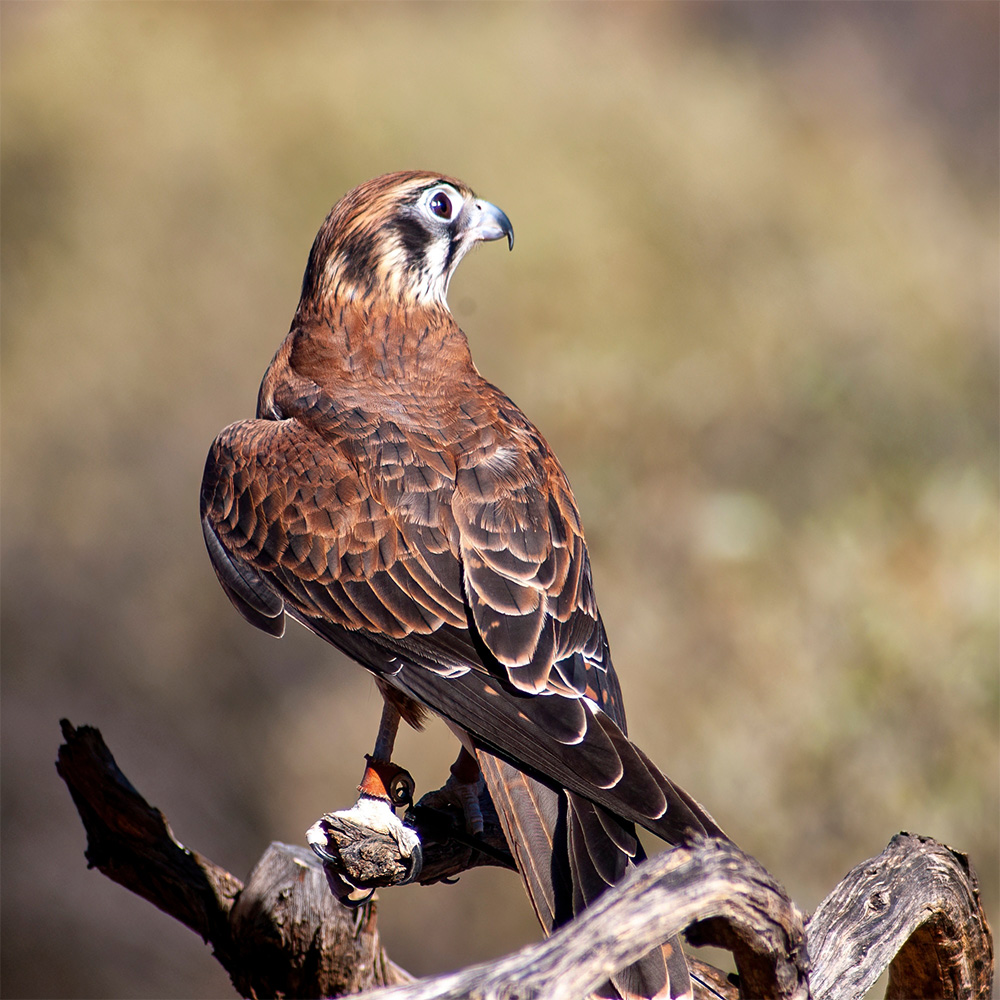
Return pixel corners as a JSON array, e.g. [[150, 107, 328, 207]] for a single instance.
[[387, 768, 415, 807]]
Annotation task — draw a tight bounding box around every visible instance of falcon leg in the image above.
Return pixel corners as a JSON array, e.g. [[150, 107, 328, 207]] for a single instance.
[[307, 701, 423, 900], [416, 746, 485, 835], [371, 700, 401, 762], [354, 700, 416, 803]]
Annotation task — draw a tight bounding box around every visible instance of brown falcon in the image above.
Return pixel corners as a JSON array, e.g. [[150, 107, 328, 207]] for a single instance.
[[200, 171, 725, 999]]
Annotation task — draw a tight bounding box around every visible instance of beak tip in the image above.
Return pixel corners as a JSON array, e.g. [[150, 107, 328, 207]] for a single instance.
[[474, 199, 514, 253]]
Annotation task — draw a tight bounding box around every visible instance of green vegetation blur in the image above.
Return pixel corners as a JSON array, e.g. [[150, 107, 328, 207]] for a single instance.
[[2, 3, 996, 997]]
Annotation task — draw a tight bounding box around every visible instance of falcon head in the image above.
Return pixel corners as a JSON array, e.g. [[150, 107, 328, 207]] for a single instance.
[[300, 171, 514, 310]]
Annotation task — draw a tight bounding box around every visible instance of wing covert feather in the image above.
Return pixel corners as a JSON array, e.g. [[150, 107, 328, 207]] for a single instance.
[[205, 408, 619, 717], [202, 413, 712, 844], [201, 418, 467, 639], [452, 426, 609, 702]]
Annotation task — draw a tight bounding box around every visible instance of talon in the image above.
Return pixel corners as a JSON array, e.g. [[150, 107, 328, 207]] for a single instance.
[[309, 841, 338, 865], [307, 831, 375, 905], [400, 840, 423, 884], [306, 818, 339, 864], [417, 774, 485, 835], [342, 886, 376, 908]]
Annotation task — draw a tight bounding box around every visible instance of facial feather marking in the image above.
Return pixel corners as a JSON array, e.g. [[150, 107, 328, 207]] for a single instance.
[[309, 174, 505, 312], [308, 178, 453, 308]]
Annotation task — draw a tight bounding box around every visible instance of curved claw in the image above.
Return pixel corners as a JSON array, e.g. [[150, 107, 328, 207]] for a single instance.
[[309, 837, 376, 906], [341, 886, 376, 908], [400, 840, 423, 885], [308, 840, 338, 865]]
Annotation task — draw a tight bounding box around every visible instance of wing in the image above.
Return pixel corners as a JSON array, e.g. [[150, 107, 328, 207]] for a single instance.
[[451, 417, 611, 702], [202, 406, 724, 999], [201, 408, 722, 842], [201, 415, 467, 648]]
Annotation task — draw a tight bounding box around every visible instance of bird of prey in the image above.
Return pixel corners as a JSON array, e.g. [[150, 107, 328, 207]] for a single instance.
[[200, 171, 725, 999]]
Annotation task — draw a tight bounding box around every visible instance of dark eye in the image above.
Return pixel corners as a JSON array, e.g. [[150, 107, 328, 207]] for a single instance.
[[429, 191, 453, 220]]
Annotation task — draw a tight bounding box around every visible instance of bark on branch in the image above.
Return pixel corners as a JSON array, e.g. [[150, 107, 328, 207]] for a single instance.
[[56, 720, 993, 1000]]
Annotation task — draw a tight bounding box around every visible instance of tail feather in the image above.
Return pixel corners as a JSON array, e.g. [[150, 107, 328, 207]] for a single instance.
[[478, 754, 566, 929], [478, 752, 691, 1000], [567, 792, 630, 894]]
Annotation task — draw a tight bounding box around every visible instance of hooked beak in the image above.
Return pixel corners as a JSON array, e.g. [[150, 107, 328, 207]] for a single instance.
[[460, 198, 514, 251]]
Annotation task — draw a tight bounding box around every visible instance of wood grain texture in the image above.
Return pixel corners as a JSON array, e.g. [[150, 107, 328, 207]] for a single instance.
[[807, 832, 993, 1000], [230, 843, 412, 998]]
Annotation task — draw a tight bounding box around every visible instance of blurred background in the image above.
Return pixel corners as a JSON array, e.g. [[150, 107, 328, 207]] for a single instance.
[[2, 2, 997, 997]]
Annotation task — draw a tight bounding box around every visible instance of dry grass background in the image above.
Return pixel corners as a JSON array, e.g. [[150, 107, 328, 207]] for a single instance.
[[2, 3, 997, 997]]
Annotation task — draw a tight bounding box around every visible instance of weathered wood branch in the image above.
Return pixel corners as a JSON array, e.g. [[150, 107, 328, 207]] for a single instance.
[[356, 838, 809, 1000], [57, 719, 993, 1000], [55, 720, 409, 997], [807, 832, 994, 1000]]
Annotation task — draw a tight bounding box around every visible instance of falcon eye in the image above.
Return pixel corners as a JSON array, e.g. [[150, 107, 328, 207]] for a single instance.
[[429, 191, 453, 220]]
